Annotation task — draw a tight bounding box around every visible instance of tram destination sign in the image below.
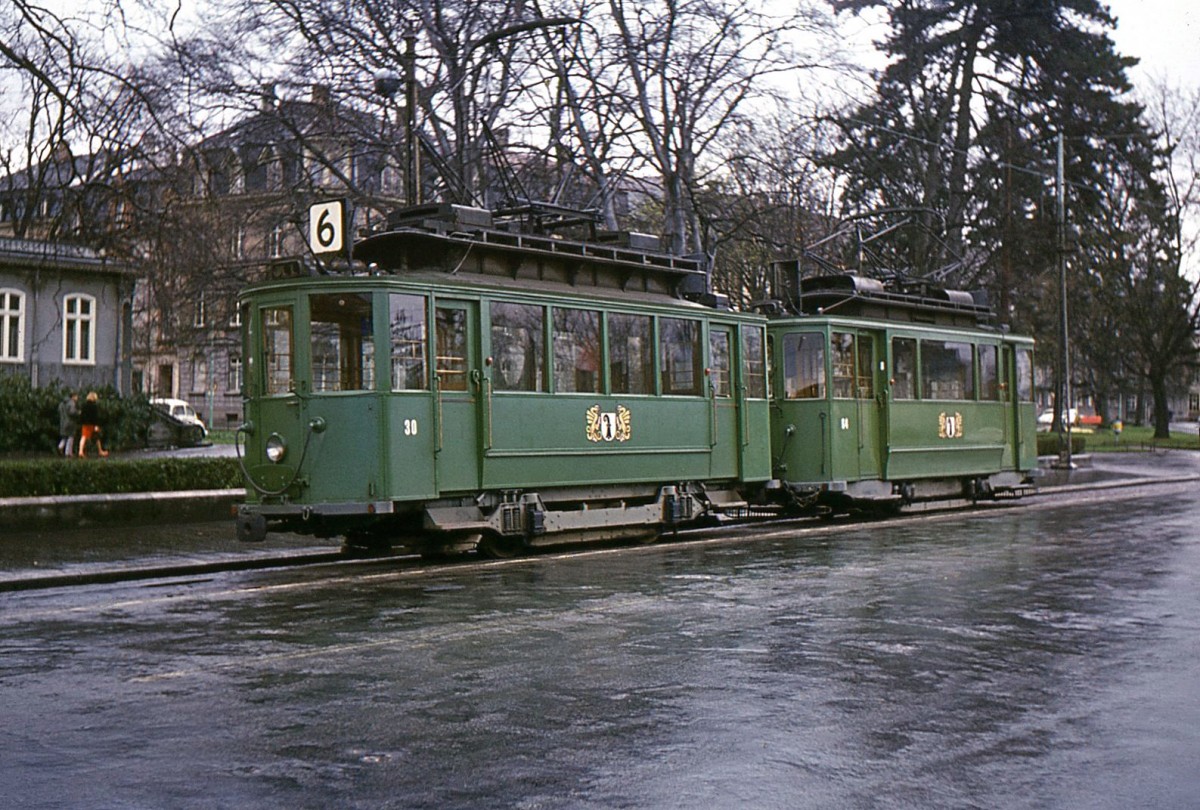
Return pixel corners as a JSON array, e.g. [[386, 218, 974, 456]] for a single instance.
[[308, 199, 347, 256]]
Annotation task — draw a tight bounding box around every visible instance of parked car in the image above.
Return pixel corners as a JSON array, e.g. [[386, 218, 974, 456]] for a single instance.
[[149, 397, 208, 447], [1037, 408, 1079, 431]]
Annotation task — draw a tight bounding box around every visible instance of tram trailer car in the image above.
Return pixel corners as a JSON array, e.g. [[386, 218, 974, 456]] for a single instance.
[[235, 204, 772, 556], [768, 275, 1038, 511]]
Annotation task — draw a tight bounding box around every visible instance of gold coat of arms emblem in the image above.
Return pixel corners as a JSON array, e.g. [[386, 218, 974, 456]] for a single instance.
[[586, 404, 632, 442], [938, 411, 964, 439]]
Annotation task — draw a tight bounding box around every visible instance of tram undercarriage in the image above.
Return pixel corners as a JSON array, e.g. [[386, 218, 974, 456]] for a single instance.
[[236, 481, 758, 558]]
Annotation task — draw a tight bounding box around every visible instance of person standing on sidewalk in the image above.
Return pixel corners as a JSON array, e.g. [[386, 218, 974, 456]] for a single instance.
[[57, 392, 79, 457], [78, 391, 109, 458]]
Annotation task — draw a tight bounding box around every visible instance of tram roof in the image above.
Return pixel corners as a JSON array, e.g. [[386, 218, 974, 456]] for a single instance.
[[351, 203, 708, 300], [784, 274, 995, 328]]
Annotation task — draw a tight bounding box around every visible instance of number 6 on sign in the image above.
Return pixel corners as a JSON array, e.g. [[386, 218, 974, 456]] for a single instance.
[[309, 200, 346, 255]]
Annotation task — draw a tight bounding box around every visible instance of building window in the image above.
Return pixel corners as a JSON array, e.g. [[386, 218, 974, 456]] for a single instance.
[[0, 289, 24, 362], [228, 354, 243, 393], [230, 226, 245, 259], [268, 223, 286, 258], [191, 354, 209, 393], [193, 294, 207, 328], [266, 156, 284, 191], [63, 294, 96, 365]]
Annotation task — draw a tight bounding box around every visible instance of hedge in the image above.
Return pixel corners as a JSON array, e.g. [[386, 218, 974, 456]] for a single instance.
[[0, 457, 242, 498], [1036, 432, 1087, 457], [0, 375, 155, 453]]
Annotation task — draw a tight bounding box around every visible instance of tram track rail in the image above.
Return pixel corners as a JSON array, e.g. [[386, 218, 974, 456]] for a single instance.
[[4, 470, 1198, 595]]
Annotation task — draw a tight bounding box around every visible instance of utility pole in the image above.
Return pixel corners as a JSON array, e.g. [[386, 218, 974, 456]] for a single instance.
[[403, 26, 420, 206], [374, 25, 421, 207], [1056, 132, 1074, 470]]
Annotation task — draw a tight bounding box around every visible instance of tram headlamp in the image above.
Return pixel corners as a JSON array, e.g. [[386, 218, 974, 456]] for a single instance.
[[265, 433, 287, 463]]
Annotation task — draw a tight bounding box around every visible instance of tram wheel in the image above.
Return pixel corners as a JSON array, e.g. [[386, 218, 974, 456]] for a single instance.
[[476, 534, 526, 559], [634, 529, 661, 545]]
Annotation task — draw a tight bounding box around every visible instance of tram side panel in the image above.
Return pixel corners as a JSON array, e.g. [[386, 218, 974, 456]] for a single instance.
[[477, 313, 771, 491]]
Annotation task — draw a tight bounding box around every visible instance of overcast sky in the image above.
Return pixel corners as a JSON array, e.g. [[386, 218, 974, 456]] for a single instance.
[[1105, 0, 1200, 87]]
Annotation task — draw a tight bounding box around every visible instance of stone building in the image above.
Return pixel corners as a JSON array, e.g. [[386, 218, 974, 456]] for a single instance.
[[130, 84, 402, 430], [0, 236, 135, 393]]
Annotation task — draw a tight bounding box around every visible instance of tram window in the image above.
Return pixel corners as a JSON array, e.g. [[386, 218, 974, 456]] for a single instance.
[[921, 340, 974, 400], [979, 344, 1000, 400], [609, 312, 653, 395], [742, 325, 767, 398], [435, 307, 468, 392], [261, 306, 293, 395], [831, 332, 856, 398], [783, 332, 824, 399], [389, 293, 427, 390], [491, 302, 545, 392], [709, 329, 732, 397], [310, 293, 374, 392], [1016, 348, 1034, 402], [660, 317, 703, 396], [892, 337, 916, 399], [856, 336, 874, 399], [553, 307, 601, 393]]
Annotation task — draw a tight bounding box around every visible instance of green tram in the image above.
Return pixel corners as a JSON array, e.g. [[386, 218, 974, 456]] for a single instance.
[[235, 205, 772, 555], [768, 275, 1038, 509]]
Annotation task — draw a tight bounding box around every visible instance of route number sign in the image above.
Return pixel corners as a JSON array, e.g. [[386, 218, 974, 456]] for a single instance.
[[309, 200, 346, 255]]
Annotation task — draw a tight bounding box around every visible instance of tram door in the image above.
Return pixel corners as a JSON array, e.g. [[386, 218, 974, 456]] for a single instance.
[[433, 300, 482, 494], [830, 330, 884, 481], [1001, 345, 1023, 469], [855, 331, 885, 479]]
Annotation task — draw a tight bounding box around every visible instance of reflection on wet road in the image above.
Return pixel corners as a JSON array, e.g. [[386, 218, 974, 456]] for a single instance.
[[3, 485, 1200, 808]]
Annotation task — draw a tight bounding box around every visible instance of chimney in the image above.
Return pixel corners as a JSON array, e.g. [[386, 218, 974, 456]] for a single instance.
[[261, 83, 277, 113], [311, 84, 332, 109]]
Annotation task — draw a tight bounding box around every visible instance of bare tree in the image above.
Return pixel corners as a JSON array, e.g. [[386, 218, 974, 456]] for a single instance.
[[534, 0, 831, 255]]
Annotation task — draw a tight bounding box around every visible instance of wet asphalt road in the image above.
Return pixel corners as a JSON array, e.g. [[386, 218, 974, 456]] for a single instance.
[[3, 461, 1200, 808]]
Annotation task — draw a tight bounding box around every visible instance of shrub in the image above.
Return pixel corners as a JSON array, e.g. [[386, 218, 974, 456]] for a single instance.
[[0, 376, 154, 453], [0, 457, 242, 497]]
